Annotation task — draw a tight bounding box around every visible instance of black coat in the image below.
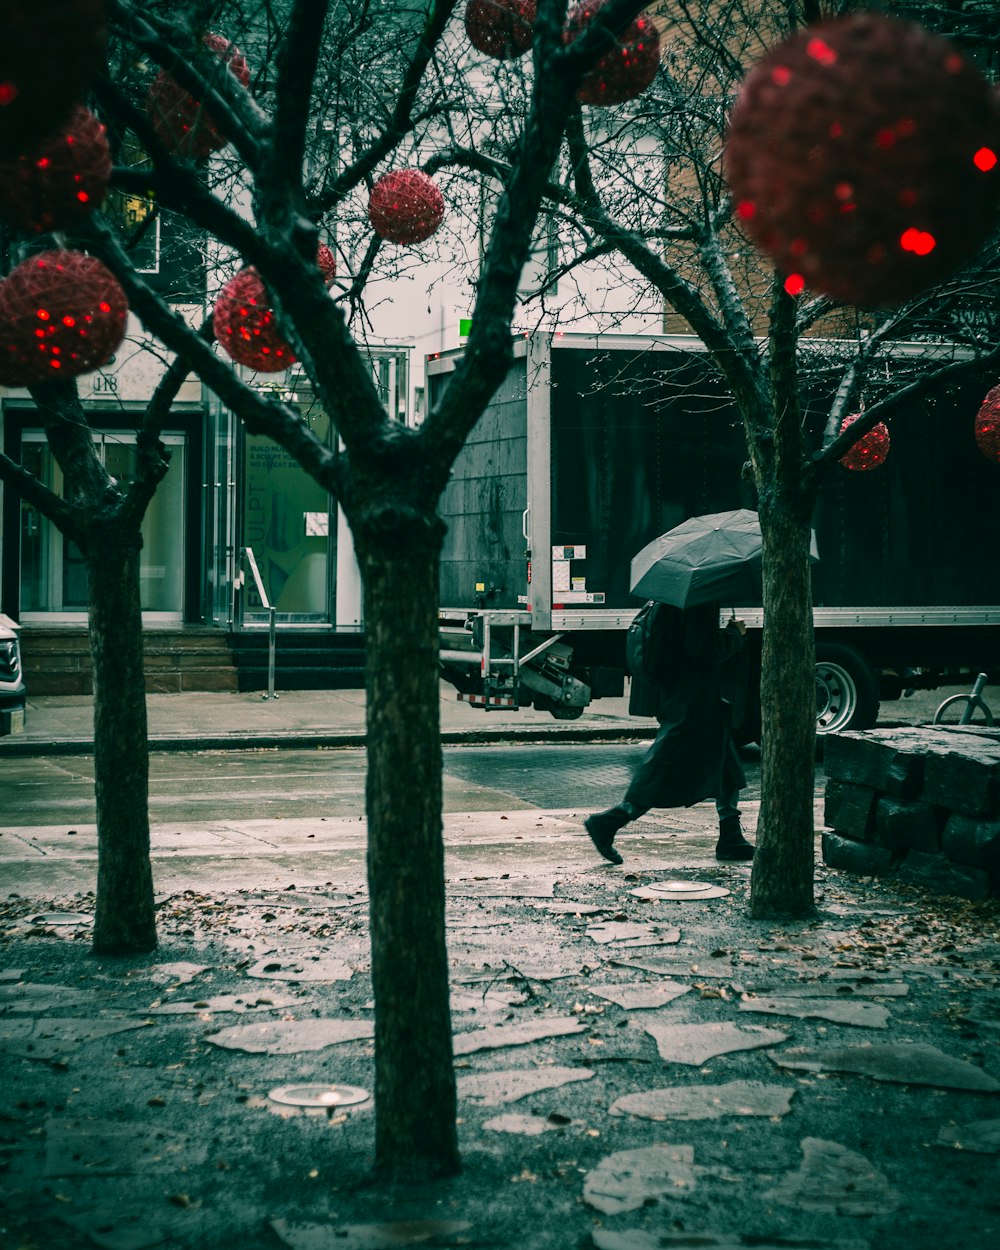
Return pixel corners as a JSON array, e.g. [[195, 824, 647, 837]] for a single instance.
[[625, 604, 747, 811]]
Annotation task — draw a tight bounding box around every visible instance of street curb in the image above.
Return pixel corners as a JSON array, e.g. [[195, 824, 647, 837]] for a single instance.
[[0, 725, 658, 758]]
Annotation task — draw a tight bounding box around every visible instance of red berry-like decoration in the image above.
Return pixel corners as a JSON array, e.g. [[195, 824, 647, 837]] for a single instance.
[[146, 33, 250, 158], [566, 2, 660, 107], [0, 0, 108, 160], [465, 0, 536, 60], [213, 268, 296, 372], [317, 242, 337, 287], [0, 106, 111, 234], [839, 412, 890, 471], [974, 384, 1000, 462], [0, 249, 128, 384], [369, 170, 445, 245], [725, 14, 1000, 307]]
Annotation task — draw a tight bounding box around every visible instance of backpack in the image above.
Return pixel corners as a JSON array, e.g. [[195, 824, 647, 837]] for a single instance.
[[625, 600, 680, 687]]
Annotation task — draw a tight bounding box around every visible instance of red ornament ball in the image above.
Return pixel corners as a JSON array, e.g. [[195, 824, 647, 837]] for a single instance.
[[213, 268, 296, 372], [566, 2, 660, 107], [146, 33, 250, 158], [369, 170, 445, 245], [465, 0, 536, 60], [0, 106, 111, 234], [317, 242, 337, 287], [974, 384, 1000, 462], [0, 0, 108, 160], [839, 413, 890, 471], [725, 14, 1000, 307], [0, 249, 127, 384]]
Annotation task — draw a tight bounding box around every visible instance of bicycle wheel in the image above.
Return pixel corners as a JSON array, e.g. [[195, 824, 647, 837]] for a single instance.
[[932, 694, 994, 727]]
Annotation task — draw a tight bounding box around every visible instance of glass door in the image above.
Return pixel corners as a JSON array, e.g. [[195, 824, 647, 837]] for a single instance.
[[242, 411, 334, 621], [19, 431, 187, 621]]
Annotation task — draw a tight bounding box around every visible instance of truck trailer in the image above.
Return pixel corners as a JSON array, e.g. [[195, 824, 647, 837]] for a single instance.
[[430, 333, 1000, 738]]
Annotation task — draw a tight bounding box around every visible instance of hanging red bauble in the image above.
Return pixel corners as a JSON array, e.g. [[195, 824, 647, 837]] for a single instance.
[[974, 384, 1000, 462], [839, 412, 890, 471], [725, 14, 1000, 307], [146, 33, 251, 158], [369, 170, 445, 245], [0, 0, 108, 160], [465, 0, 536, 60], [213, 268, 296, 372], [0, 106, 111, 234], [565, 2, 660, 107], [0, 249, 127, 384], [317, 242, 337, 287]]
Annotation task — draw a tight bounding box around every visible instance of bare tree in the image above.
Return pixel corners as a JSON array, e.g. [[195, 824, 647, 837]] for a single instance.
[[0, 0, 656, 1178], [429, 0, 1000, 916]]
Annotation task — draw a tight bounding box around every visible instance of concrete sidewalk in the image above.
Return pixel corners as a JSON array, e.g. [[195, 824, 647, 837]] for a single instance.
[[0, 684, 655, 755], [0, 682, 949, 756]]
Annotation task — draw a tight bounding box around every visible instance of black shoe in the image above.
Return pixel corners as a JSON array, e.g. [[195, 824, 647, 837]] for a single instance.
[[715, 838, 754, 862], [716, 814, 754, 861], [584, 811, 625, 865]]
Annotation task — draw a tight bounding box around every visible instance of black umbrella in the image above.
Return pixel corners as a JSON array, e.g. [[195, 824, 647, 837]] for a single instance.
[[630, 509, 817, 608]]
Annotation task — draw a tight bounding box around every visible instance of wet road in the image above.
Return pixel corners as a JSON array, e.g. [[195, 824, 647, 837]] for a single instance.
[[0, 741, 766, 828]]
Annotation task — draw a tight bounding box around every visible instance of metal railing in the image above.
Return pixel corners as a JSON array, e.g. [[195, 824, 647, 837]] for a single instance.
[[238, 546, 277, 700]]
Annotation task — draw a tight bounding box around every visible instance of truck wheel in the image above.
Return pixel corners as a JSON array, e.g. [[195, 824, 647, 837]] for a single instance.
[[815, 643, 880, 734], [549, 705, 584, 720]]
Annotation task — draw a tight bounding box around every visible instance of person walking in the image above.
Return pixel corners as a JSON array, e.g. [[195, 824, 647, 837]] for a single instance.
[[583, 601, 754, 865]]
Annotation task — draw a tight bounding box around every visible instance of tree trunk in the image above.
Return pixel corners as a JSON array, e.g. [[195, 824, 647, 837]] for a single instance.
[[750, 281, 817, 920], [88, 536, 157, 954], [358, 512, 459, 1179], [751, 501, 817, 919]]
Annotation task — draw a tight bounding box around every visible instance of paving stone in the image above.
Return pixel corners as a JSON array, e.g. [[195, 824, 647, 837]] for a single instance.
[[270, 1219, 472, 1249], [746, 979, 909, 999], [611, 956, 738, 980], [609, 1080, 795, 1121], [482, 1112, 578, 1135], [0, 982, 92, 1012], [456, 1066, 595, 1105], [0, 1016, 152, 1060], [739, 996, 890, 1029], [453, 1016, 585, 1055], [204, 1018, 374, 1054], [770, 1042, 1000, 1091], [143, 962, 210, 985], [937, 1117, 1000, 1153], [582, 1143, 698, 1213], [586, 921, 680, 946], [246, 957, 353, 982], [763, 1137, 900, 1216], [449, 877, 555, 897], [586, 981, 691, 1010], [450, 988, 527, 1013], [44, 1119, 208, 1177], [644, 1020, 788, 1065], [147, 991, 302, 1015]]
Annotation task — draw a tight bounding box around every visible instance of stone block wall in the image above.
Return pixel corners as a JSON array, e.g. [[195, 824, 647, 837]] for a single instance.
[[821, 726, 1000, 900]]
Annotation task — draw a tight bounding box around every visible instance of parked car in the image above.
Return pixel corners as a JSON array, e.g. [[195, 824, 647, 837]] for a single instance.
[[0, 614, 26, 735]]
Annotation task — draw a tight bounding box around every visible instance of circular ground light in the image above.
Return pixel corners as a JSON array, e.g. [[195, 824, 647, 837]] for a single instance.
[[629, 881, 730, 901], [29, 912, 92, 925], [267, 1083, 370, 1109]]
